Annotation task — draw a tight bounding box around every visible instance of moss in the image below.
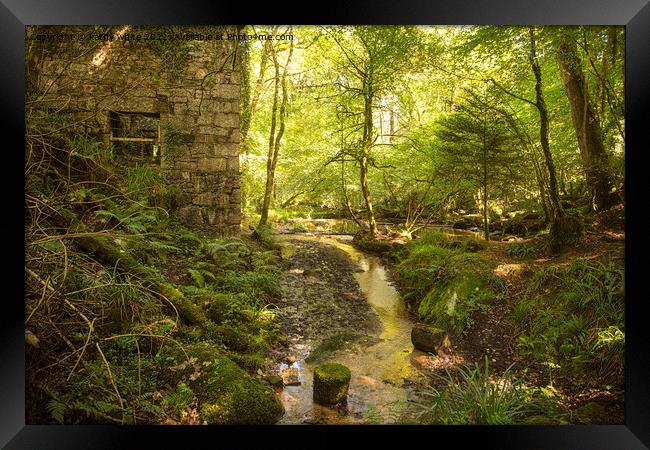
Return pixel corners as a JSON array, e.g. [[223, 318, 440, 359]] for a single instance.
[[267, 375, 283, 388], [396, 236, 500, 336], [206, 293, 238, 324], [207, 324, 254, 353], [197, 355, 284, 424], [572, 402, 608, 424], [159, 283, 206, 325], [305, 331, 371, 363], [313, 362, 351, 405], [228, 352, 266, 374], [159, 343, 284, 424], [549, 212, 584, 254]]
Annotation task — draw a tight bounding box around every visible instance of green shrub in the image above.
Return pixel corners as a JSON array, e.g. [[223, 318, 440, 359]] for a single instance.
[[291, 222, 309, 233], [356, 234, 393, 254], [217, 270, 282, 306], [506, 242, 538, 259], [252, 224, 281, 250], [330, 220, 360, 235], [206, 293, 240, 324]]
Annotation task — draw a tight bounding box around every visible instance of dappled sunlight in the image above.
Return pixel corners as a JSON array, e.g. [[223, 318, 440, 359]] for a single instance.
[[494, 263, 524, 277], [90, 26, 131, 71]]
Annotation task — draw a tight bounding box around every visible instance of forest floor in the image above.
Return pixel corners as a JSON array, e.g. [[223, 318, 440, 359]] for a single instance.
[[392, 227, 626, 424], [270, 226, 625, 424]]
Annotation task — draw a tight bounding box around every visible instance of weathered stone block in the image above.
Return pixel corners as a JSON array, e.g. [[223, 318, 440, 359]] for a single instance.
[[411, 325, 446, 354], [199, 158, 227, 171], [214, 113, 239, 128], [178, 205, 204, 227], [193, 193, 215, 206], [214, 83, 239, 99], [227, 156, 240, 171]]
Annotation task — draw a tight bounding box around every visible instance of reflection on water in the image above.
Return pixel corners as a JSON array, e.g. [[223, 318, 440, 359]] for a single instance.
[[278, 236, 422, 424]]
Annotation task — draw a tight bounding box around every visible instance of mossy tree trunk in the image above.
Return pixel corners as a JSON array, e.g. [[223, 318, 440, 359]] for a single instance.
[[73, 233, 206, 325], [360, 81, 378, 238], [555, 33, 616, 213], [52, 211, 206, 325]]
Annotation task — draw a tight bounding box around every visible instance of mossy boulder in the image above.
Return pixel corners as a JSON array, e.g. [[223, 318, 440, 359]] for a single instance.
[[197, 356, 284, 424], [267, 375, 284, 388], [313, 362, 351, 406], [411, 324, 445, 354], [572, 401, 608, 424], [159, 343, 284, 424]]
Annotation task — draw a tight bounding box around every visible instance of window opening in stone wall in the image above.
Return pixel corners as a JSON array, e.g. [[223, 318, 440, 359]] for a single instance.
[[109, 111, 161, 164]]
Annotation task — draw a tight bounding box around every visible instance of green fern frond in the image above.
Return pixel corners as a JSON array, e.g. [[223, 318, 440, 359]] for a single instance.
[[46, 399, 66, 424], [188, 268, 205, 288]]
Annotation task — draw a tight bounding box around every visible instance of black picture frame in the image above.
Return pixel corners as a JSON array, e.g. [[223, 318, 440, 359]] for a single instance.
[[2, 0, 648, 448]]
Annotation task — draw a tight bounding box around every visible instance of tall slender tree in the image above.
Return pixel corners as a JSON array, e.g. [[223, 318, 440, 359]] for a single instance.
[[259, 29, 294, 227], [328, 26, 418, 236]]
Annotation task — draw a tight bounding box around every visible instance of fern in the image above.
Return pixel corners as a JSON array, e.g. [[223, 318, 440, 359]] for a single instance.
[[94, 209, 121, 221], [200, 269, 216, 281], [187, 268, 205, 288], [94, 400, 117, 414], [148, 240, 182, 254], [47, 399, 66, 424]]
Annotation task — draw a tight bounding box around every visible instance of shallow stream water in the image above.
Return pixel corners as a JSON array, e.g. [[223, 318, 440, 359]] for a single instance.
[[277, 235, 423, 424]]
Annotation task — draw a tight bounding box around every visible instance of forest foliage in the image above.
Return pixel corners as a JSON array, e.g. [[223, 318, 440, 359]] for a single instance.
[[242, 25, 624, 245]]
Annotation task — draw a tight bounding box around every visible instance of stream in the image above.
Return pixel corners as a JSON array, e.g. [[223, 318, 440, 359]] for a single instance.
[[276, 235, 425, 424]]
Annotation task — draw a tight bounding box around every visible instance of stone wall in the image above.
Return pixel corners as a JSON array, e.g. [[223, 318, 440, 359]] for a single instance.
[[27, 26, 242, 235]]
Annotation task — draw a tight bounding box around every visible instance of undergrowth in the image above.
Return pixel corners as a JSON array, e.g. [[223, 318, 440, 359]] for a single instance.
[[511, 259, 624, 384], [25, 111, 286, 424], [394, 230, 502, 336], [415, 357, 567, 425]]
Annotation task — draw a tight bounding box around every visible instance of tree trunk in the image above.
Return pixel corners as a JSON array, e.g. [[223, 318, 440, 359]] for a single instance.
[[556, 35, 615, 212], [259, 38, 293, 227], [341, 160, 365, 230], [482, 186, 489, 241], [529, 28, 574, 253], [360, 84, 377, 237], [258, 46, 280, 227], [482, 107, 490, 241]]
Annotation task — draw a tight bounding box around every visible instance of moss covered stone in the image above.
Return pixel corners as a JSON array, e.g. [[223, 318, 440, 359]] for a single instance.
[[355, 235, 393, 254], [160, 343, 284, 424], [267, 375, 284, 388], [313, 362, 351, 406], [197, 355, 284, 424], [411, 324, 445, 354]]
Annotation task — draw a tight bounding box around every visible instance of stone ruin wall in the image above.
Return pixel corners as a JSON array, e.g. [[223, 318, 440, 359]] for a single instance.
[[28, 26, 242, 235]]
